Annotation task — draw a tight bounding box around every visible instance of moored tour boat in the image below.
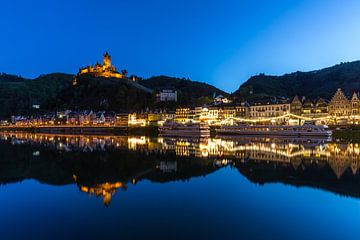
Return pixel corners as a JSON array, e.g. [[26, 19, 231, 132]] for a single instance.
[[216, 122, 332, 138], [159, 121, 210, 137]]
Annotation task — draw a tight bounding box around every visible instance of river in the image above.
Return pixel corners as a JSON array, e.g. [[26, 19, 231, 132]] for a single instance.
[[0, 132, 359, 239]]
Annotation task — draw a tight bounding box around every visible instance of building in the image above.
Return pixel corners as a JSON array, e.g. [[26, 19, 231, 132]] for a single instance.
[[128, 113, 147, 126], [351, 92, 360, 115], [175, 108, 190, 123], [219, 106, 236, 120], [250, 103, 290, 119], [104, 112, 116, 125], [206, 106, 220, 123], [301, 99, 315, 115], [73, 52, 126, 85], [162, 111, 175, 121], [189, 107, 202, 122], [235, 102, 250, 118], [115, 113, 129, 127], [214, 95, 231, 105], [156, 89, 178, 102], [147, 112, 162, 125], [93, 111, 106, 125], [328, 88, 351, 116], [0, 120, 9, 126], [290, 96, 303, 115], [314, 98, 328, 116], [79, 110, 94, 125], [290, 96, 328, 118], [67, 111, 80, 125]]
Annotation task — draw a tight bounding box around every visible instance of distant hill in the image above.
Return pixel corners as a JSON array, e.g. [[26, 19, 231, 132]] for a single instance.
[[52, 75, 227, 111], [0, 73, 73, 118], [0, 73, 230, 118], [4, 60, 360, 118], [0, 73, 25, 82], [140, 76, 228, 106], [233, 61, 360, 101], [46, 74, 154, 112]]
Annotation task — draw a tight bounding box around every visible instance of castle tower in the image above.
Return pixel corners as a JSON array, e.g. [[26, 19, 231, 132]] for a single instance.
[[103, 52, 111, 68]]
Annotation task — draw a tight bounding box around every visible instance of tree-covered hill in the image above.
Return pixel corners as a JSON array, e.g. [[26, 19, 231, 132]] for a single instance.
[[0, 73, 231, 118], [233, 61, 360, 101], [52, 75, 228, 111], [3, 60, 360, 118], [0, 73, 73, 118], [140, 76, 229, 106], [47, 74, 154, 112]]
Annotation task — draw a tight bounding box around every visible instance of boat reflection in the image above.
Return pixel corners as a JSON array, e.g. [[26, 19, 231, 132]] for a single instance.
[[0, 132, 360, 205]]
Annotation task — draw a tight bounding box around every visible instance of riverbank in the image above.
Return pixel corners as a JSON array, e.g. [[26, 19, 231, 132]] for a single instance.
[[2, 125, 359, 142], [0, 125, 159, 136]]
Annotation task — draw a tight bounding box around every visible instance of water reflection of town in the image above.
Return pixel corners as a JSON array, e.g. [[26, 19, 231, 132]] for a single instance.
[[1, 132, 360, 205]]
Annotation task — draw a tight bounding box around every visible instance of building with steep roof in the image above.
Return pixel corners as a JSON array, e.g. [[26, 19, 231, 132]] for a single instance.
[[302, 98, 315, 115], [351, 92, 360, 115], [328, 88, 351, 116], [315, 98, 328, 115], [290, 96, 303, 115]]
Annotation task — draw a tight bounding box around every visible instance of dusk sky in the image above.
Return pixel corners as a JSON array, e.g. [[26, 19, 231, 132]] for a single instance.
[[1, 0, 360, 92]]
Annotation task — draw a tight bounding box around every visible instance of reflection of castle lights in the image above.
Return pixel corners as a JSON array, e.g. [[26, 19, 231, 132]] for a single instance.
[[79, 182, 125, 207]]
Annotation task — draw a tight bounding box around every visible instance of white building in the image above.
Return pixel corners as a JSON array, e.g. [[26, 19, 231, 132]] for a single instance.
[[250, 103, 290, 119], [157, 89, 177, 102], [214, 95, 231, 105]]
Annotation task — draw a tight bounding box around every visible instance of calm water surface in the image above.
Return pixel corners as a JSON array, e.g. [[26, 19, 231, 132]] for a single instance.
[[0, 132, 360, 240]]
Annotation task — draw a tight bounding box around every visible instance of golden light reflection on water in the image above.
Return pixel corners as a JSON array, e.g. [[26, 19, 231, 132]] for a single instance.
[[2, 132, 360, 205], [2, 132, 360, 174]]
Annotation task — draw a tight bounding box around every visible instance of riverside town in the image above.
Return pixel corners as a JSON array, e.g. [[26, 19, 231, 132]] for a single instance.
[[4, 1, 360, 239], [3, 86, 360, 129], [1, 53, 360, 131]]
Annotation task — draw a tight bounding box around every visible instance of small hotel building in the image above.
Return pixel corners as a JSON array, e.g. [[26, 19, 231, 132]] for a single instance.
[[250, 103, 290, 118]]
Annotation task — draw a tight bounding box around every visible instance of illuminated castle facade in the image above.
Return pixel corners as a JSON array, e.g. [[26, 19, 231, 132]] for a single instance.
[[73, 52, 124, 85]]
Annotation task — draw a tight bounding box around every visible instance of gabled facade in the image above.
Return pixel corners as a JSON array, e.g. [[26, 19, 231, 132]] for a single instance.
[[290, 96, 302, 115], [351, 92, 360, 115], [302, 99, 315, 115], [328, 88, 351, 116], [315, 98, 328, 114]]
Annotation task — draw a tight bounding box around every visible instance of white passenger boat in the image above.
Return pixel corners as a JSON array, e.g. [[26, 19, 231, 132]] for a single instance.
[[216, 122, 332, 138], [159, 121, 210, 137]]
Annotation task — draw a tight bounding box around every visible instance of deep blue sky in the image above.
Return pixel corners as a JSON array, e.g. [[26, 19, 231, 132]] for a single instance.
[[1, 0, 360, 92]]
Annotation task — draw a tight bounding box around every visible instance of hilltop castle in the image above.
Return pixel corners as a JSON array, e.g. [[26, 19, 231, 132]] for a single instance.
[[73, 52, 125, 85]]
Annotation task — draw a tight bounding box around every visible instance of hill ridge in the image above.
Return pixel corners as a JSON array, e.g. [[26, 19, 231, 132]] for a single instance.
[[233, 60, 360, 100]]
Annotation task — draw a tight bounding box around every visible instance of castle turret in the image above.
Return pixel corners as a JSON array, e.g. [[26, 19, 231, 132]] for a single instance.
[[103, 52, 111, 68]]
